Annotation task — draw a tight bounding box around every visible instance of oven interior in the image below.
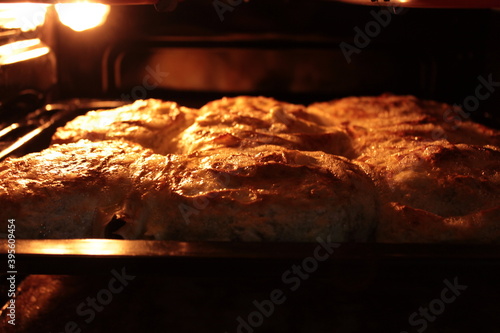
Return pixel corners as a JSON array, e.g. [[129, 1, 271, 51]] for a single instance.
[[2, 1, 500, 157], [1, 1, 500, 332]]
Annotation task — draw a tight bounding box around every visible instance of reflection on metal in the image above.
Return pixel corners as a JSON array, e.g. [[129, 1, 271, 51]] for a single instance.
[[3, 239, 500, 258], [0, 38, 50, 65], [0, 100, 129, 162], [37, 239, 129, 255], [1, 239, 499, 275], [0, 123, 20, 139], [0, 121, 48, 161]]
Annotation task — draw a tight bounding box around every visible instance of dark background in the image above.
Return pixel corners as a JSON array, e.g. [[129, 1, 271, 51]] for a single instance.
[[50, 1, 500, 127]]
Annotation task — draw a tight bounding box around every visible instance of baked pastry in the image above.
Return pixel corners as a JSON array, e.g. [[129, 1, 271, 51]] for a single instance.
[[52, 99, 198, 154], [308, 94, 500, 156], [309, 94, 500, 243], [1, 94, 498, 243], [0, 140, 156, 238], [177, 96, 355, 157], [371, 143, 500, 242], [52, 96, 355, 157], [0, 140, 377, 241]]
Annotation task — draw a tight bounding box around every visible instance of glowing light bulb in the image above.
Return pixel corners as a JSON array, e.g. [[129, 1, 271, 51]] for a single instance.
[[55, 2, 110, 32]]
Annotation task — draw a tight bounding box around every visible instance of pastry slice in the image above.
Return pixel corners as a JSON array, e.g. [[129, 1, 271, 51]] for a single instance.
[[0, 141, 377, 242], [52, 99, 198, 154], [178, 96, 355, 157]]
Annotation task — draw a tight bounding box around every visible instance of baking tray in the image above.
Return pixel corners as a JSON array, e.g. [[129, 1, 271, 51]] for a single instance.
[[2, 242, 500, 333], [1, 101, 500, 277], [2, 239, 500, 275], [0, 99, 126, 161]]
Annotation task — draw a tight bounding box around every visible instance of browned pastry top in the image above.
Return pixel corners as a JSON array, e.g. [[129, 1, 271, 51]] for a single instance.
[[1, 94, 499, 243], [178, 96, 355, 157], [0, 140, 377, 242], [52, 99, 198, 154], [0, 140, 156, 238], [309, 95, 500, 242]]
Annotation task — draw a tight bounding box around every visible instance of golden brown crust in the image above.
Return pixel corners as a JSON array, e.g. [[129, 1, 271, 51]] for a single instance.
[[358, 142, 500, 214], [177, 96, 355, 157], [3, 94, 500, 243], [308, 94, 500, 154], [377, 202, 500, 243], [310, 94, 500, 243], [0, 142, 377, 242], [146, 146, 377, 242], [52, 99, 198, 154], [0, 140, 159, 238]]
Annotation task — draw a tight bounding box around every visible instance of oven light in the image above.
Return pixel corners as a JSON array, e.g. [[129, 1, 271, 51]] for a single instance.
[[55, 2, 110, 32]]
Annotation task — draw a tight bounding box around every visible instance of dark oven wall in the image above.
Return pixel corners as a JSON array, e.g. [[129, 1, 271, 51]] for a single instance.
[[53, 0, 500, 128]]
